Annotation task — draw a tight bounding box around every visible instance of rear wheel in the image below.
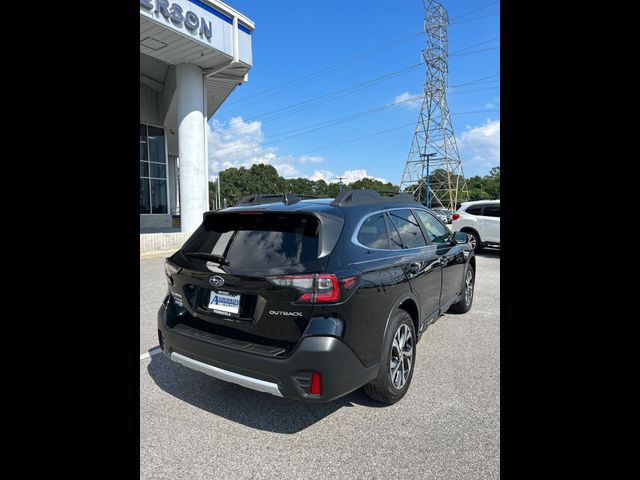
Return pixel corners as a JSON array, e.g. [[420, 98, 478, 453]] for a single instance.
[[465, 230, 483, 253], [448, 264, 475, 313], [364, 310, 416, 405]]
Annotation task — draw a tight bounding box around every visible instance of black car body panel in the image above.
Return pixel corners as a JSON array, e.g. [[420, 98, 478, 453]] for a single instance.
[[157, 193, 475, 402]]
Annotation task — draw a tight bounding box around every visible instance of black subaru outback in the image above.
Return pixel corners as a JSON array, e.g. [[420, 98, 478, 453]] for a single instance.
[[157, 190, 475, 404]]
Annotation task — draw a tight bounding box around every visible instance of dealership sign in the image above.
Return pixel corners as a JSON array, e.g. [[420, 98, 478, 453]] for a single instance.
[[140, 0, 234, 55]]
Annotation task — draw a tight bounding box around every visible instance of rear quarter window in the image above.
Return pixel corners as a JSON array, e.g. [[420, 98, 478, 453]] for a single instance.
[[465, 205, 483, 215], [357, 213, 389, 249]]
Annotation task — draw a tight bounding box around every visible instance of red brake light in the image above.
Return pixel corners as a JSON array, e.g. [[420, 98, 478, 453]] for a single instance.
[[310, 372, 322, 395], [452, 213, 460, 221], [267, 273, 341, 303]]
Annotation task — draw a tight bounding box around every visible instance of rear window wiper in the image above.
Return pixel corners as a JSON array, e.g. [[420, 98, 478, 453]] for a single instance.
[[183, 252, 230, 265]]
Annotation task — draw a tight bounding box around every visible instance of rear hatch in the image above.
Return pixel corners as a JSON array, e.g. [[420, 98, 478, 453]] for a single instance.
[[167, 209, 343, 353]]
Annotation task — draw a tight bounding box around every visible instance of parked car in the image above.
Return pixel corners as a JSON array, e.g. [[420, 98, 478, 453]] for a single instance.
[[158, 190, 476, 404], [451, 200, 500, 252], [430, 209, 450, 224]]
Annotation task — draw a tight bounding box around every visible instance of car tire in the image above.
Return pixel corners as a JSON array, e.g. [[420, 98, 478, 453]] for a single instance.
[[465, 230, 483, 253], [364, 310, 416, 405], [448, 264, 475, 313]]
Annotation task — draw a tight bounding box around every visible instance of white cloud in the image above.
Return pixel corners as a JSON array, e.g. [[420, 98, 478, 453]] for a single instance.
[[298, 155, 324, 164], [457, 119, 500, 170], [308, 170, 333, 182], [207, 116, 325, 179], [340, 169, 388, 184], [308, 169, 388, 184], [207, 117, 388, 183], [393, 91, 422, 109]]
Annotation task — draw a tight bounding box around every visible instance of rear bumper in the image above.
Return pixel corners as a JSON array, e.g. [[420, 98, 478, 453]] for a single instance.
[[157, 298, 379, 402]]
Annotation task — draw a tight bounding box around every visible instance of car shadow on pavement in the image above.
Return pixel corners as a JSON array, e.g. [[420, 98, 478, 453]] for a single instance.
[[146, 353, 384, 434], [477, 247, 500, 257]]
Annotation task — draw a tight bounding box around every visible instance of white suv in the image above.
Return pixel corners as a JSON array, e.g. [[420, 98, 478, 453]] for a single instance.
[[451, 200, 500, 252]]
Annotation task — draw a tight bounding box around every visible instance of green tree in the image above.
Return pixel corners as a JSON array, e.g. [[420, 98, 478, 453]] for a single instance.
[[207, 163, 500, 209]]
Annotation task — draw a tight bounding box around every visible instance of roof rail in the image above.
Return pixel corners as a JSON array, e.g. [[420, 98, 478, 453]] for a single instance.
[[235, 193, 301, 206], [330, 189, 417, 207]]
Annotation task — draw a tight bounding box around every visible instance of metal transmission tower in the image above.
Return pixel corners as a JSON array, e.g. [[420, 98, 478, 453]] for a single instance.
[[399, 0, 468, 210]]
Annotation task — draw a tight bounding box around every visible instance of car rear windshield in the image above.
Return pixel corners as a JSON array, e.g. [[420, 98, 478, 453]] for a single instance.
[[181, 212, 320, 270]]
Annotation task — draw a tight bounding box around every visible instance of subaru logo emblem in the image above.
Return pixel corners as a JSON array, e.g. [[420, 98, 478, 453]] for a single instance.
[[209, 275, 225, 287]]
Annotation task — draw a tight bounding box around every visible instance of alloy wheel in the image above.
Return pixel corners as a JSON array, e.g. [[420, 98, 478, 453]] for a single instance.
[[390, 324, 413, 389], [469, 233, 477, 250], [465, 268, 474, 304]]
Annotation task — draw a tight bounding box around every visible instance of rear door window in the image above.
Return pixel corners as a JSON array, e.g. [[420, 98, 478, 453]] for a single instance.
[[357, 213, 389, 249], [387, 209, 427, 249]]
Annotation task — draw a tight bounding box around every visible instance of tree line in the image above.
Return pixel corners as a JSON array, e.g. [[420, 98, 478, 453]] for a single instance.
[[209, 164, 499, 208]]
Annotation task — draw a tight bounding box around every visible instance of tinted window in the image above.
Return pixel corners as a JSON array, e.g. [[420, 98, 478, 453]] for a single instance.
[[414, 209, 452, 245], [465, 205, 482, 215], [483, 205, 500, 217], [182, 213, 320, 269], [386, 214, 404, 250], [357, 213, 389, 249], [387, 209, 427, 249]]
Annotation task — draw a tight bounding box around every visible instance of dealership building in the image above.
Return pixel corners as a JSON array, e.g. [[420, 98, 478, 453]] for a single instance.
[[139, 0, 254, 233]]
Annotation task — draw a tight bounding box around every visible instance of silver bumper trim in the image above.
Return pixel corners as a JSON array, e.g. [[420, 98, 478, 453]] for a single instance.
[[170, 352, 283, 397]]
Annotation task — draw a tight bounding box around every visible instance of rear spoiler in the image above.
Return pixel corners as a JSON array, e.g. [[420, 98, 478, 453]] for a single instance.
[[236, 193, 301, 206]]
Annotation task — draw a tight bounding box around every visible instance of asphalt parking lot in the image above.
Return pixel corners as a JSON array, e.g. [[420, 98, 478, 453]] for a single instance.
[[140, 250, 500, 479]]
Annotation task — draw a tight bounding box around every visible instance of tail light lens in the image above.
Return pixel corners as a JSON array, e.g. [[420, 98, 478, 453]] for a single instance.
[[452, 213, 460, 221], [268, 273, 357, 303]]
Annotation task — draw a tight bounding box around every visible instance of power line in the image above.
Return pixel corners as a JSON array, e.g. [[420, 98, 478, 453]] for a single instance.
[[213, 74, 500, 140], [448, 85, 500, 96], [449, 37, 499, 55], [259, 94, 425, 147], [259, 82, 500, 145], [449, 1, 499, 21], [218, 63, 424, 136], [220, 31, 425, 110], [449, 74, 499, 88], [292, 109, 499, 157], [221, 33, 498, 115], [450, 12, 499, 26], [450, 47, 500, 57], [215, 47, 499, 138]]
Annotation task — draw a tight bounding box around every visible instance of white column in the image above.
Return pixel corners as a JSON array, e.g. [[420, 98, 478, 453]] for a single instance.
[[176, 64, 206, 233]]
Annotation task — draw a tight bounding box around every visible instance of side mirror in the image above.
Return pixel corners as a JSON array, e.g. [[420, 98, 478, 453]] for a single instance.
[[453, 231, 469, 244]]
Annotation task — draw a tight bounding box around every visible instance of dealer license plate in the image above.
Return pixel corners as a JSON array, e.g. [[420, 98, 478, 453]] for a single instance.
[[208, 291, 241, 316]]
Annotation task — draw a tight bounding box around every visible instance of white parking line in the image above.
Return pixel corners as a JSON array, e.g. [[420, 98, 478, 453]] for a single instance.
[[140, 346, 161, 360]]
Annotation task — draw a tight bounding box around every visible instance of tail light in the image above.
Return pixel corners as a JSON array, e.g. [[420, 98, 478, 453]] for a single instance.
[[267, 273, 357, 303], [451, 213, 460, 221]]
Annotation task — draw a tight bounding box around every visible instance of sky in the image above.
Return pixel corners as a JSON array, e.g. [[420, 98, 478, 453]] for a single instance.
[[208, 0, 500, 185]]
